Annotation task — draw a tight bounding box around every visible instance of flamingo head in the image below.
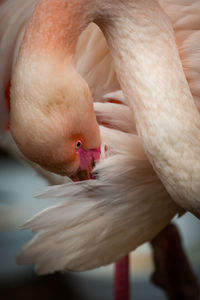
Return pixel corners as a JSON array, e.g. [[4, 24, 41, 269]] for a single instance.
[[10, 60, 101, 179]]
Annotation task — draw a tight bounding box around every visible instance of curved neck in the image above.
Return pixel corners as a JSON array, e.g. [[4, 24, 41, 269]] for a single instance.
[[19, 0, 200, 215], [98, 1, 200, 215], [22, 0, 98, 59]]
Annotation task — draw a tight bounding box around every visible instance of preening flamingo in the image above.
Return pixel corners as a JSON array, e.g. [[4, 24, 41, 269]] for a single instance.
[[0, 0, 200, 275]]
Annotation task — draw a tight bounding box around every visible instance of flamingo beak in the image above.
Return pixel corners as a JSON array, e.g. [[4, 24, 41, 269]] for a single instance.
[[71, 146, 101, 181]]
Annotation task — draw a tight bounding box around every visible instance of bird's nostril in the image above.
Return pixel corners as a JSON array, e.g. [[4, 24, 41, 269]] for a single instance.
[[92, 159, 95, 168]]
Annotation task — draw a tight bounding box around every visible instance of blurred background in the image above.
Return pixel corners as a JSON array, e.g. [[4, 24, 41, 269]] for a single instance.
[[0, 148, 200, 300]]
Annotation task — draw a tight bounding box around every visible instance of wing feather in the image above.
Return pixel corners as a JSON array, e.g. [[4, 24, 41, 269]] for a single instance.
[[18, 121, 180, 274]]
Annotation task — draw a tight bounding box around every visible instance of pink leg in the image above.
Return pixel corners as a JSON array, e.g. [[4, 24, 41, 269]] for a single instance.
[[114, 255, 130, 300]]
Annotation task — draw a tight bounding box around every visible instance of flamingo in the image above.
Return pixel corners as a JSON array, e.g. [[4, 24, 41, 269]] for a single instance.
[[0, 0, 200, 277]]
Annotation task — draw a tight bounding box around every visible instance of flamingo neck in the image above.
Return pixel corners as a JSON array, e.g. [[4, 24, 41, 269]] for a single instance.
[[97, 0, 200, 216], [96, 1, 200, 215], [22, 0, 97, 59]]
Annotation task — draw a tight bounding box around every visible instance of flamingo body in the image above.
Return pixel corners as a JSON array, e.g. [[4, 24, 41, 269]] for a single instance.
[[0, 0, 200, 273]]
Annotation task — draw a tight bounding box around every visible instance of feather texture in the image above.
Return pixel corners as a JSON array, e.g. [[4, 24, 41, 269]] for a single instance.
[[18, 96, 181, 274], [159, 0, 200, 104]]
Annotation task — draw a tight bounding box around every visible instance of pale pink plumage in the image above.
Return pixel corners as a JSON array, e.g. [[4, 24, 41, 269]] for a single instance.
[[0, 0, 200, 273]]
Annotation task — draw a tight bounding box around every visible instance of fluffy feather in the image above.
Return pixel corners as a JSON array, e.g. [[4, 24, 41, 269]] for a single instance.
[[17, 96, 181, 274]]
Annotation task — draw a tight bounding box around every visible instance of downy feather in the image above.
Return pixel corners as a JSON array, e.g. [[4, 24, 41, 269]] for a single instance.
[[18, 99, 181, 274]]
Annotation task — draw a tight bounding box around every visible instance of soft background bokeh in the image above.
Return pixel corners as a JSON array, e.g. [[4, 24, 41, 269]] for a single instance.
[[0, 149, 200, 299]]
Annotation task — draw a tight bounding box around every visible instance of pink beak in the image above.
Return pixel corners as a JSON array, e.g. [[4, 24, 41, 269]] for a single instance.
[[71, 147, 101, 181]]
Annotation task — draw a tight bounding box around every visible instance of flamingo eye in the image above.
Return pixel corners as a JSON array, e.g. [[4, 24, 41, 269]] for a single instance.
[[76, 140, 82, 150]]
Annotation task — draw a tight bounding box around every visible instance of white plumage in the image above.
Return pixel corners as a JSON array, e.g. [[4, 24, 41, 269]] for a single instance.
[[0, 0, 200, 273]]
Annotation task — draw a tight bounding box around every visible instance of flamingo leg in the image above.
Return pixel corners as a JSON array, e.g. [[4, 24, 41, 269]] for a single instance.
[[114, 255, 130, 300], [151, 224, 200, 300]]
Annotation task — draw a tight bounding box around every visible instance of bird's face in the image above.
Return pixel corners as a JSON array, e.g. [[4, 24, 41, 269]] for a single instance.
[[36, 112, 101, 179], [10, 65, 101, 179]]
